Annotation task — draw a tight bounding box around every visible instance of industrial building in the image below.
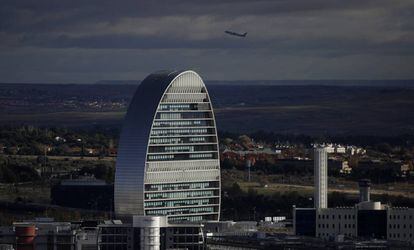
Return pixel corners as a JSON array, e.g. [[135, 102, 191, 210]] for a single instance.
[[114, 70, 221, 222], [0, 216, 205, 250], [294, 179, 414, 243], [0, 218, 77, 250], [99, 216, 204, 250]]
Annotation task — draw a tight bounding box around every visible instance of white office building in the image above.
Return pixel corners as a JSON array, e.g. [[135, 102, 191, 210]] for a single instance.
[[114, 70, 221, 222]]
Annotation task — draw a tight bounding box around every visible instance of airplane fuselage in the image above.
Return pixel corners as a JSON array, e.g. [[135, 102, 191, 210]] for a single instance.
[[225, 30, 247, 37]]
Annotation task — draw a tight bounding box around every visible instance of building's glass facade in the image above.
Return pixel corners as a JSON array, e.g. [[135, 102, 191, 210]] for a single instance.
[[115, 70, 220, 222]]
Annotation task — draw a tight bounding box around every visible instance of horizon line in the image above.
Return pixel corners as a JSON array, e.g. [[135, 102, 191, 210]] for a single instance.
[[1, 79, 414, 86]]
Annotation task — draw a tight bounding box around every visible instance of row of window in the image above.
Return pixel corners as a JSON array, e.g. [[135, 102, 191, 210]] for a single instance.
[[165, 80, 205, 93], [389, 224, 413, 229], [169, 236, 201, 244], [389, 233, 413, 239], [318, 223, 355, 229], [146, 164, 219, 173], [145, 190, 217, 200], [165, 145, 194, 152], [167, 227, 201, 235], [145, 182, 217, 191], [148, 145, 217, 153], [149, 136, 215, 145], [100, 235, 128, 242], [150, 128, 214, 136], [189, 136, 212, 142], [163, 93, 207, 103], [155, 112, 211, 120], [146, 206, 215, 216], [99, 245, 128, 250], [148, 154, 174, 160], [147, 159, 219, 169], [164, 89, 206, 95], [169, 213, 218, 222], [144, 198, 213, 208], [169, 216, 204, 222], [158, 103, 209, 111], [100, 228, 129, 235], [389, 214, 413, 220], [153, 120, 213, 128], [318, 214, 355, 220], [159, 104, 193, 110], [190, 153, 213, 159], [147, 153, 216, 161], [318, 233, 354, 238], [145, 171, 220, 184]]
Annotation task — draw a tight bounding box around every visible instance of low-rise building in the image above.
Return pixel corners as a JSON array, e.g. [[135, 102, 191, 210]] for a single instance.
[[0, 219, 78, 250], [51, 178, 113, 211], [294, 180, 414, 243], [203, 221, 257, 237], [0, 216, 205, 250], [98, 216, 204, 250], [387, 208, 414, 241], [339, 161, 352, 174]]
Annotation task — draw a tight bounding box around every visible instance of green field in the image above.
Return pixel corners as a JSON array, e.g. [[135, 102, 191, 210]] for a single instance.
[[0, 111, 125, 126]]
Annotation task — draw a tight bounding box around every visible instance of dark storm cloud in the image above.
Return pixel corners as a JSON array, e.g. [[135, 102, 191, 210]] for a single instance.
[[0, 0, 408, 34], [0, 0, 414, 82], [14, 32, 414, 58]]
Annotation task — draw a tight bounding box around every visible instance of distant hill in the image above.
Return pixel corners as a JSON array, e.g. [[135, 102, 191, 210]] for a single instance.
[[207, 79, 414, 87], [2, 79, 414, 86], [95, 79, 414, 87], [0, 82, 414, 136], [94, 80, 139, 85]]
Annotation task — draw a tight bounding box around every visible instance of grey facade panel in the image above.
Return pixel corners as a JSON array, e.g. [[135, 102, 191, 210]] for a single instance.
[[115, 70, 183, 216]]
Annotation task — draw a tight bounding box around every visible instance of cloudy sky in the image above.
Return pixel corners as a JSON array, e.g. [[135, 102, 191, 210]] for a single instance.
[[1, 0, 414, 83]]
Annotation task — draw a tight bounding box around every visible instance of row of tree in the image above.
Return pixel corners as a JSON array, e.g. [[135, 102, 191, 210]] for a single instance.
[[223, 156, 405, 183], [221, 183, 414, 221], [0, 125, 119, 156]]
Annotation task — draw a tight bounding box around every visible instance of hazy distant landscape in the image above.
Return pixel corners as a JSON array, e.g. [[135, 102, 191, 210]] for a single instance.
[[1, 80, 414, 136]]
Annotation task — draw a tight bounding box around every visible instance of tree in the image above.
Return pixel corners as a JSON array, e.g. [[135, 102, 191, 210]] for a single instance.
[[376, 143, 392, 154]]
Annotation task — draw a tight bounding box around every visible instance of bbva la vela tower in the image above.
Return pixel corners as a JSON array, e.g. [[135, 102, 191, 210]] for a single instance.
[[114, 70, 221, 222]]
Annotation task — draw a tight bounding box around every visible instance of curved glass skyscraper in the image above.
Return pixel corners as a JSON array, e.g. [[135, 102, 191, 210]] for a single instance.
[[115, 70, 220, 222]]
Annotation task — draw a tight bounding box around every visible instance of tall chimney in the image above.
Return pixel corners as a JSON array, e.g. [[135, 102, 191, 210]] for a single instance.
[[359, 179, 371, 202], [314, 147, 328, 209]]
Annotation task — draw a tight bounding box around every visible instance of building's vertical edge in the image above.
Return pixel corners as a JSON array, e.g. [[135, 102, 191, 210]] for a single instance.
[[201, 74, 221, 221]]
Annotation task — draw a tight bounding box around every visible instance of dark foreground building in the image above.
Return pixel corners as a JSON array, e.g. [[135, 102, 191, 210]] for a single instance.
[[51, 179, 113, 211], [0, 216, 204, 250], [100, 216, 204, 250]]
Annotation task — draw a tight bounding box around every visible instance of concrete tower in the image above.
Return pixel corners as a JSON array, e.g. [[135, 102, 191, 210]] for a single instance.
[[358, 179, 371, 202], [314, 147, 328, 209]]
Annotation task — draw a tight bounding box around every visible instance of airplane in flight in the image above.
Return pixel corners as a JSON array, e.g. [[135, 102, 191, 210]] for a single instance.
[[225, 30, 247, 38]]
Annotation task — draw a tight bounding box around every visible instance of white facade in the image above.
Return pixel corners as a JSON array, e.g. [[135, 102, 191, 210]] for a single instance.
[[115, 70, 220, 222], [314, 147, 328, 209], [335, 146, 346, 154], [315, 208, 357, 240], [133, 216, 166, 250]]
